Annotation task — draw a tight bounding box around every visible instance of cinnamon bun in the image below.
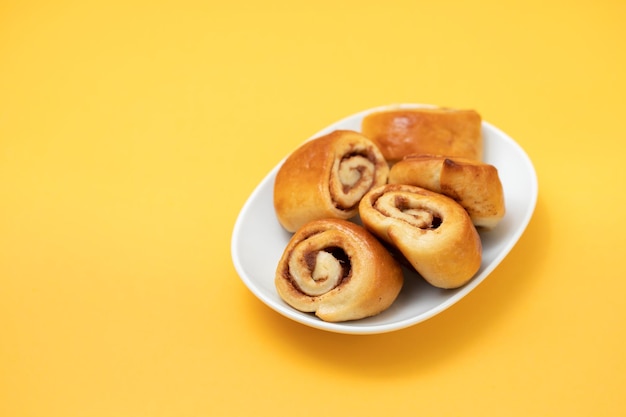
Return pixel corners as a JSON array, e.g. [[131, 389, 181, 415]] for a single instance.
[[274, 130, 389, 232], [359, 184, 482, 289], [275, 218, 403, 322]]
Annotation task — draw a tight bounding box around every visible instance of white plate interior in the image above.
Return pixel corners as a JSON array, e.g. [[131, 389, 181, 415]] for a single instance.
[[231, 103, 538, 334]]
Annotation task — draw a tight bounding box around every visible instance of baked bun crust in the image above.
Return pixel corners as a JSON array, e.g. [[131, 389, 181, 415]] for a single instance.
[[273, 130, 389, 233], [275, 218, 403, 322], [361, 108, 483, 163], [359, 184, 482, 289], [389, 155, 505, 229]]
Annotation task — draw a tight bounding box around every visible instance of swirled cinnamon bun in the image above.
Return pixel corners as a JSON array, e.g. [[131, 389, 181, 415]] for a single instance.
[[361, 107, 483, 163], [275, 218, 403, 322], [359, 184, 482, 289], [273, 130, 389, 233], [389, 155, 505, 229]]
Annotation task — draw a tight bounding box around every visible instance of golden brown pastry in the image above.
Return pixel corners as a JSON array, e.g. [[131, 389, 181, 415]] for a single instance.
[[273, 130, 389, 233], [275, 218, 404, 322], [359, 184, 482, 289], [389, 155, 505, 229], [361, 107, 483, 163]]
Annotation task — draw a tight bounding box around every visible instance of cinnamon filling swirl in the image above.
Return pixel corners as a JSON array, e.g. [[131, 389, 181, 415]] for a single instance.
[[373, 192, 443, 230], [287, 233, 351, 296], [330, 151, 378, 210]]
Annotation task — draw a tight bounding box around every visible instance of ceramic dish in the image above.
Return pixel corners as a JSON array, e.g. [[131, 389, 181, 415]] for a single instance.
[[231, 103, 538, 334]]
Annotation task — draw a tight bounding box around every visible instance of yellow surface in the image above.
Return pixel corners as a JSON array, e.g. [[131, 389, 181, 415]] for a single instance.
[[1, 0, 625, 416]]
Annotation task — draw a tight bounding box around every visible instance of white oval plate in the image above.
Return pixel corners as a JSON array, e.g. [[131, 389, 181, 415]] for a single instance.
[[231, 104, 538, 334]]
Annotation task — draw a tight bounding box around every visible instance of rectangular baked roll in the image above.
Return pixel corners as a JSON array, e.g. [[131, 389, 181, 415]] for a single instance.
[[361, 107, 483, 163]]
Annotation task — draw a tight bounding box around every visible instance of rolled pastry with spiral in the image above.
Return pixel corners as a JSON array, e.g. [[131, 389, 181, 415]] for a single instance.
[[359, 184, 482, 289], [389, 155, 505, 229], [275, 218, 403, 322], [361, 107, 483, 163], [273, 130, 389, 233]]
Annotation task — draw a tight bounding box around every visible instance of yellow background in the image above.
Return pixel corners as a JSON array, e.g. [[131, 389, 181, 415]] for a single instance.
[[2, 0, 625, 416]]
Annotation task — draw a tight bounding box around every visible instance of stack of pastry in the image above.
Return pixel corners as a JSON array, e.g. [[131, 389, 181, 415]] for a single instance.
[[272, 106, 506, 322], [387, 154, 505, 229], [362, 107, 505, 230], [273, 130, 401, 322]]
